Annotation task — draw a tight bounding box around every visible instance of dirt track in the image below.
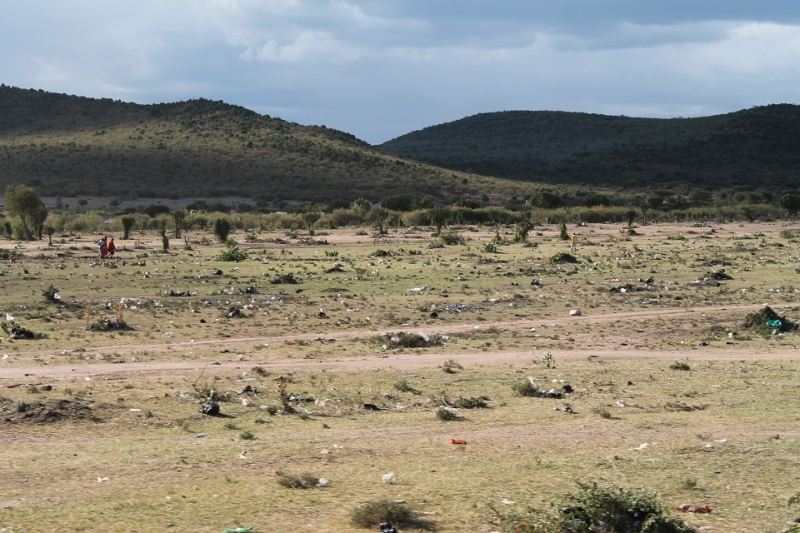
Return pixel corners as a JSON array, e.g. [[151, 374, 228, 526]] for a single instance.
[[3, 302, 797, 382]]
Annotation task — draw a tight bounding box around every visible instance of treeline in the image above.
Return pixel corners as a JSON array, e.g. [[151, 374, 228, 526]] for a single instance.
[[14, 203, 785, 239]]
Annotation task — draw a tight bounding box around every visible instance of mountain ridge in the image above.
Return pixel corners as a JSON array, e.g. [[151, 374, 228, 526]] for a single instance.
[[380, 105, 800, 193]]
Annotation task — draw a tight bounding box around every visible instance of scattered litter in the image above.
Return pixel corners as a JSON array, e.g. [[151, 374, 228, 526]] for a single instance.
[[501, 498, 516, 505], [553, 406, 574, 413], [129, 408, 141, 412], [382, 472, 396, 484], [380, 523, 399, 533], [316, 478, 329, 487], [569, 309, 582, 316], [201, 402, 220, 416], [195, 433, 205, 438], [629, 442, 653, 451], [450, 438, 467, 445], [223, 527, 254, 533], [97, 477, 109, 483]]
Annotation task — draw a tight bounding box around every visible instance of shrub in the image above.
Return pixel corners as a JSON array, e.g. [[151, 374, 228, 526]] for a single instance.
[[350, 500, 414, 529], [212, 218, 231, 242], [437, 230, 465, 246], [269, 273, 298, 284], [217, 239, 247, 262], [441, 359, 463, 373], [743, 305, 797, 335], [436, 407, 459, 421], [550, 252, 579, 264], [670, 361, 691, 371], [41, 284, 60, 303], [393, 380, 421, 395], [498, 482, 696, 533], [384, 332, 445, 348], [275, 471, 323, 489], [454, 396, 489, 409]]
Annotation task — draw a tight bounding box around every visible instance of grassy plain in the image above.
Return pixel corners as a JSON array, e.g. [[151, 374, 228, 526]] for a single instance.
[[1, 221, 800, 533]]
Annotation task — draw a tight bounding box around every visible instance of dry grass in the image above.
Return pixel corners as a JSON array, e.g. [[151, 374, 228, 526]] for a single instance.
[[1, 222, 800, 532]]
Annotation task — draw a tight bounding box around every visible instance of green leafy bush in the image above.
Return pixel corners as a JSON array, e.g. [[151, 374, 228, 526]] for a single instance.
[[217, 240, 247, 262], [550, 252, 579, 264], [437, 230, 465, 246], [498, 482, 697, 533]]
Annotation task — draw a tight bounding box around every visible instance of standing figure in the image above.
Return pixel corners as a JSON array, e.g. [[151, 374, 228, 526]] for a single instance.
[[570, 233, 578, 254], [107, 238, 116, 257], [97, 237, 108, 259]]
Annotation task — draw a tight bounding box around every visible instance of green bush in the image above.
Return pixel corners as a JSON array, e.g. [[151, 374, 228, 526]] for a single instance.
[[550, 252, 579, 264], [350, 500, 414, 529], [437, 230, 465, 245], [436, 407, 459, 421], [217, 240, 247, 262], [499, 482, 697, 533]]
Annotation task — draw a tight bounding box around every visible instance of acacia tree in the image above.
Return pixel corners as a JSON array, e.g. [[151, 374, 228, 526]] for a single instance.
[[172, 210, 187, 238], [5, 184, 47, 240], [780, 190, 800, 218], [368, 206, 390, 234], [301, 210, 322, 236], [514, 203, 533, 243], [426, 205, 451, 235], [121, 216, 136, 240]]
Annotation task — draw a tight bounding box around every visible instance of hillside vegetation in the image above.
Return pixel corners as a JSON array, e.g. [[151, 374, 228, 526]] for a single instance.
[[0, 85, 525, 203], [381, 106, 800, 195]]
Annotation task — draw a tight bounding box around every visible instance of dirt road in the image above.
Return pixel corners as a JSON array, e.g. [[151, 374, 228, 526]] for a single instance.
[[2, 302, 796, 382]]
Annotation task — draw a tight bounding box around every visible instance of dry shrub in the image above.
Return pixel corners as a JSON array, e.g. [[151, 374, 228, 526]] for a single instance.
[[350, 500, 414, 529], [275, 471, 322, 489]]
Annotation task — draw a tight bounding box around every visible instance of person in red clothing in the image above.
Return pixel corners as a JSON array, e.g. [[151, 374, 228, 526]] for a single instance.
[[107, 238, 117, 257]]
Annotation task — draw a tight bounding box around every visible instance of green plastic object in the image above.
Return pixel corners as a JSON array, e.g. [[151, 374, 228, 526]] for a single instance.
[[766, 319, 782, 328], [224, 527, 254, 533]]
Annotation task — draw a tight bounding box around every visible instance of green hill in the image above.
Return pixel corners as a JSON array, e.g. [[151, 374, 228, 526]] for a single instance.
[[380, 106, 800, 193], [0, 85, 524, 203]]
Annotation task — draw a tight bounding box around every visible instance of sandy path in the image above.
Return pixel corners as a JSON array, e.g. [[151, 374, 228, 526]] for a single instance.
[[2, 303, 796, 382]]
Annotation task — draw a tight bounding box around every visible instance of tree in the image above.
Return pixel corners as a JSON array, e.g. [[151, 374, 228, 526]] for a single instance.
[[172, 210, 187, 238], [300, 204, 322, 236], [5, 184, 47, 240], [780, 190, 800, 218], [121, 216, 136, 240], [514, 203, 533, 243], [213, 218, 231, 242], [426, 205, 451, 235], [160, 228, 169, 253], [368, 207, 390, 234], [45, 225, 55, 246], [352, 198, 372, 212]]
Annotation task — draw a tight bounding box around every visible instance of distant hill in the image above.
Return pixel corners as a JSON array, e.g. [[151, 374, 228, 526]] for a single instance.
[[0, 85, 523, 203], [380, 106, 800, 193]]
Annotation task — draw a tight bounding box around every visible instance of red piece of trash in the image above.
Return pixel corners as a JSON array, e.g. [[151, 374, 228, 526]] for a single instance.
[[450, 438, 467, 445], [675, 504, 712, 513]]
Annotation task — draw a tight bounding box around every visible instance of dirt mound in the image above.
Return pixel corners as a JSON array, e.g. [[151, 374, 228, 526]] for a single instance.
[[4, 398, 98, 424]]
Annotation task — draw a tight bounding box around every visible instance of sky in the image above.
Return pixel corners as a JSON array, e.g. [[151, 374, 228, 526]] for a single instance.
[[2, 1, 800, 144]]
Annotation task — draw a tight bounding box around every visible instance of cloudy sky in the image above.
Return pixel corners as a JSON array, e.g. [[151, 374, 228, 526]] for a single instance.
[[2, 1, 799, 144]]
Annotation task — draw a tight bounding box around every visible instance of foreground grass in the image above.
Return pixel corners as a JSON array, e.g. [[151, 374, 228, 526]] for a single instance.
[[2, 358, 799, 532]]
